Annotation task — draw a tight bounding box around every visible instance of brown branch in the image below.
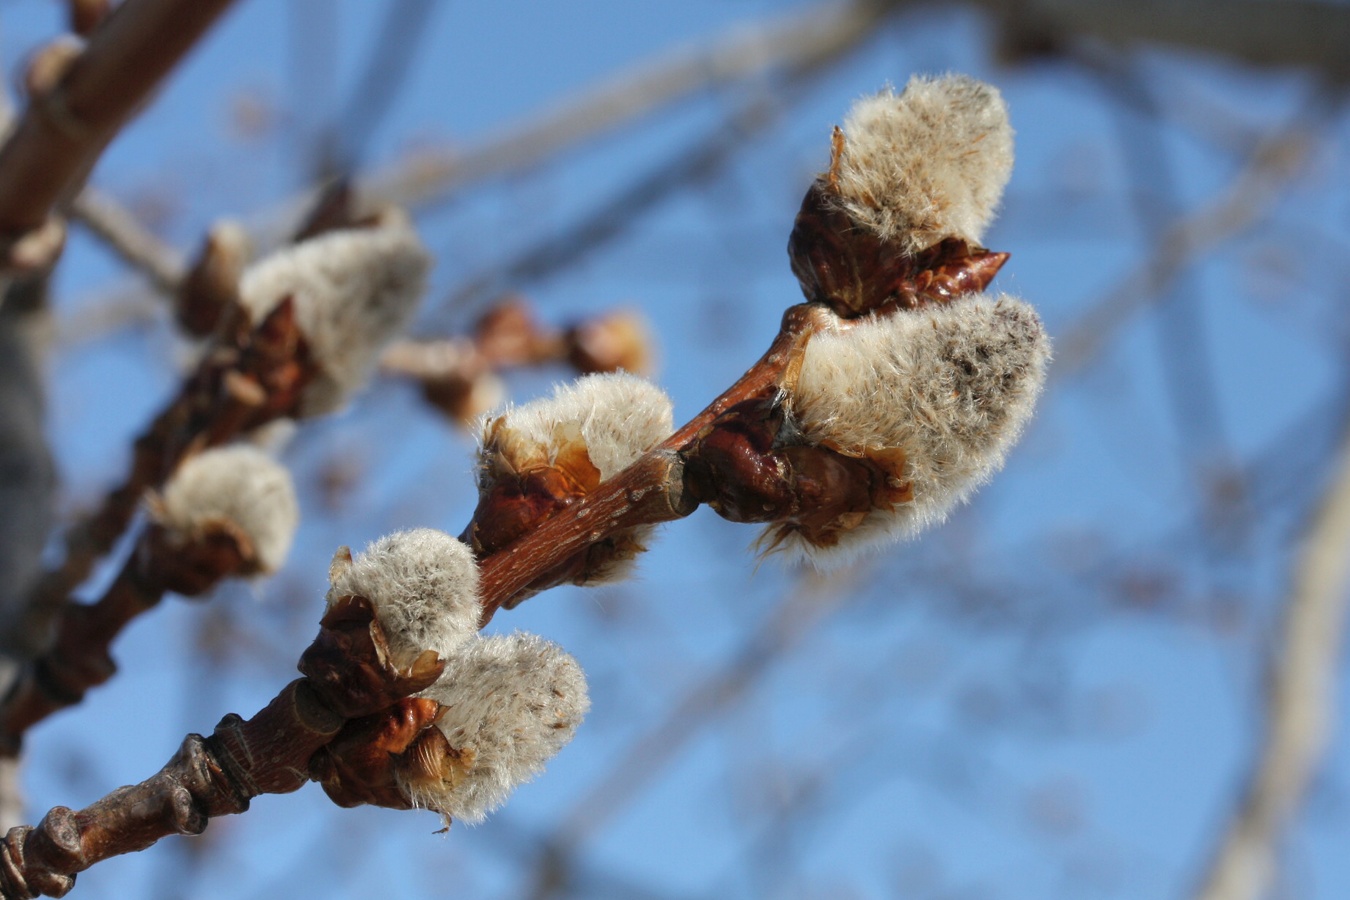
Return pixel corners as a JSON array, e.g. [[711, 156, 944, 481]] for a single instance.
[[0, 597, 441, 899], [982, 0, 1350, 77], [0, 102, 1020, 890], [0, 0, 238, 241], [474, 451, 697, 619], [471, 221, 1010, 615], [0, 684, 331, 900], [1192, 429, 1350, 899], [9, 300, 315, 659], [66, 0, 111, 38], [469, 302, 832, 619], [0, 521, 252, 754]]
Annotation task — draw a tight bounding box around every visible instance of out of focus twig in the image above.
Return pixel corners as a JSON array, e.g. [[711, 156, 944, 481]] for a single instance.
[[1056, 92, 1339, 376], [1193, 426, 1350, 900], [355, 0, 893, 216], [383, 298, 653, 426], [70, 187, 186, 292], [526, 565, 869, 900], [984, 0, 1350, 77], [328, 0, 440, 173], [0, 0, 237, 241]]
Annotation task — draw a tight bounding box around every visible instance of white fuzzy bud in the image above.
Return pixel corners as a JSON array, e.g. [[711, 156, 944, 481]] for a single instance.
[[239, 214, 431, 415], [326, 528, 482, 669], [477, 373, 674, 585], [780, 293, 1049, 564], [833, 74, 1013, 251], [405, 632, 589, 824], [154, 445, 298, 573], [481, 372, 673, 480]]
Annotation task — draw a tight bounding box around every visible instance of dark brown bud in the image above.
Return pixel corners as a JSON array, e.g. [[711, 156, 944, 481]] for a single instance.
[[176, 222, 249, 337], [68, 0, 111, 36], [291, 179, 357, 242], [467, 465, 591, 556], [139, 521, 251, 597], [475, 298, 561, 366], [564, 309, 652, 375], [298, 595, 444, 721], [309, 697, 445, 810], [0, 217, 67, 278], [227, 296, 318, 431], [464, 423, 612, 603], [787, 181, 1009, 319], [681, 390, 912, 550]]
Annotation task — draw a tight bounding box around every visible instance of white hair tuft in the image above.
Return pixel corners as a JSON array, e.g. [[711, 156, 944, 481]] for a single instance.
[[777, 293, 1049, 565], [832, 74, 1013, 251], [404, 632, 589, 824], [239, 215, 431, 415], [326, 528, 482, 669], [155, 445, 298, 573]]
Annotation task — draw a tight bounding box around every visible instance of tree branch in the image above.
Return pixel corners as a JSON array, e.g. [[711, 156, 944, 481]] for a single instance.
[[1192, 427, 1350, 899], [69, 188, 186, 293], [0, 0, 238, 240], [984, 0, 1350, 76], [8, 299, 314, 658], [1055, 91, 1337, 377], [0, 517, 256, 753], [0, 596, 441, 899]]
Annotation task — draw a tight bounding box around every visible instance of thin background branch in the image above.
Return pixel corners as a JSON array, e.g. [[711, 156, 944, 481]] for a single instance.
[[1193, 416, 1350, 900]]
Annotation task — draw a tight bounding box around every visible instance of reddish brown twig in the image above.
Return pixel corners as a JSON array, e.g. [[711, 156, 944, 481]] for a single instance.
[[469, 303, 833, 619], [15, 300, 315, 658], [458, 307, 804, 615], [66, 0, 112, 37], [0, 597, 441, 899], [0, 112, 1018, 888], [0, 519, 258, 755], [0, 0, 237, 243]]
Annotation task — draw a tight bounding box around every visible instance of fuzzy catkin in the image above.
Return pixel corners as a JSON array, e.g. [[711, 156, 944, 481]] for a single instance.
[[480, 372, 673, 480], [477, 372, 674, 584], [326, 528, 482, 669], [404, 632, 589, 824], [781, 293, 1049, 565], [238, 215, 431, 415], [155, 445, 298, 573], [832, 74, 1013, 252]]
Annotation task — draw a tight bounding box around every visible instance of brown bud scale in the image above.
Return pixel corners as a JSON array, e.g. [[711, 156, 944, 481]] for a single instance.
[[309, 697, 445, 810], [682, 390, 913, 550], [787, 181, 1007, 319], [297, 596, 444, 721]]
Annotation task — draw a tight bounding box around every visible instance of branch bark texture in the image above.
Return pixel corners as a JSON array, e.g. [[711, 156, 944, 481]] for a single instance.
[[0, 0, 237, 239]]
